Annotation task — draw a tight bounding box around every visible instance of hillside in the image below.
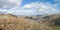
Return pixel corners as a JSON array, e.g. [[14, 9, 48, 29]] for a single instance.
[[0, 14, 60, 30], [0, 14, 40, 30]]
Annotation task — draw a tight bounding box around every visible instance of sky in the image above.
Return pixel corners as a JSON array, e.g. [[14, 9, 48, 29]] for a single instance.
[[0, 0, 60, 16]]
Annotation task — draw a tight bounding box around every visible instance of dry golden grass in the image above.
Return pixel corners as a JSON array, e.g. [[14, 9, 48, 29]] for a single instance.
[[0, 14, 60, 30], [0, 14, 41, 30]]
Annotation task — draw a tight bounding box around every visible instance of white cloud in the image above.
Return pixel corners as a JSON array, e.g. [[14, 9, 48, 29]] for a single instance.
[[7, 2, 58, 15], [0, 0, 22, 15], [22, 2, 59, 15], [23, 4, 32, 9], [23, 2, 40, 9], [0, 0, 21, 10], [0, 0, 59, 15], [55, 0, 60, 2]]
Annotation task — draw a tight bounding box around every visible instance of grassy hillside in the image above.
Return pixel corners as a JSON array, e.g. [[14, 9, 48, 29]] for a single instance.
[[0, 14, 41, 30], [0, 14, 60, 30]]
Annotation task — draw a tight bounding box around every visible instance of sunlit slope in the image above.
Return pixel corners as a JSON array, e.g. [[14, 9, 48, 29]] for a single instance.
[[0, 14, 40, 30], [0, 14, 60, 30]]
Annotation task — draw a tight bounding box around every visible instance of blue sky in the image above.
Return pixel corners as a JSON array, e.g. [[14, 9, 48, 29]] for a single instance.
[[21, 0, 56, 6], [21, 0, 40, 7], [0, 0, 60, 15]]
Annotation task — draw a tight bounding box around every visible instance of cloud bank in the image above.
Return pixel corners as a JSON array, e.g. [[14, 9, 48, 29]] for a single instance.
[[0, 0, 21, 9], [0, 0, 22, 14], [21, 2, 59, 15], [0, 0, 59, 15]]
